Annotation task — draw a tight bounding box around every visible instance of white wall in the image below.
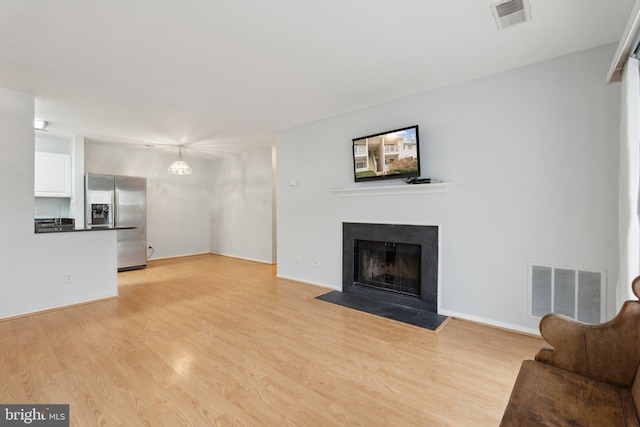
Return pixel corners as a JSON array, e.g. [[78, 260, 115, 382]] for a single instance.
[[0, 87, 118, 320], [85, 143, 215, 259], [276, 44, 620, 334], [211, 147, 276, 264]]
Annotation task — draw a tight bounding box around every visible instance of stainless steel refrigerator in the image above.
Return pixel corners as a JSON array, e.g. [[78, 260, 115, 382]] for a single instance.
[[85, 173, 147, 271]]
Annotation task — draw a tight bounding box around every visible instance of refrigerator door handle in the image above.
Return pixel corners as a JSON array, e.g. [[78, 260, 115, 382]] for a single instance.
[[113, 189, 117, 228]]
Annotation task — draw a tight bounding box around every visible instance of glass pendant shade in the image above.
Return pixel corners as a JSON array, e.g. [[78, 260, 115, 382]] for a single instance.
[[168, 147, 193, 175], [34, 119, 48, 130]]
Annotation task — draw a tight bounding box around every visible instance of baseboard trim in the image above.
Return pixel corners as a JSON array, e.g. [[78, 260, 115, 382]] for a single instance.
[[147, 252, 210, 261], [213, 252, 276, 265], [0, 293, 119, 323], [275, 274, 337, 291], [149, 252, 275, 265], [438, 308, 541, 337]]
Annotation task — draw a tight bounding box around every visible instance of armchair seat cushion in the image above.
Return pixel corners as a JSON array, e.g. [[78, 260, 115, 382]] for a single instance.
[[500, 360, 639, 426]]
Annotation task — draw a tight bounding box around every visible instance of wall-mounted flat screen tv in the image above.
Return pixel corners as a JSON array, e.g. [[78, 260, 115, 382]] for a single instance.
[[352, 125, 420, 182]]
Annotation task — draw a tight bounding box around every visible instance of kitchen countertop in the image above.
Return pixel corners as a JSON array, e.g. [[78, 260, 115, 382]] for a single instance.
[[35, 226, 136, 234], [34, 218, 135, 233]]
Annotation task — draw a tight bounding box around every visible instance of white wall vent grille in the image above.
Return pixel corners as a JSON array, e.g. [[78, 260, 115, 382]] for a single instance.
[[491, 0, 531, 30], [528, 263, 605, 323]]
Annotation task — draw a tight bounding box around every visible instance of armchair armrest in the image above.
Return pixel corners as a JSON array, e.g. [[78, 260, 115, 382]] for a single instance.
[[535, 276, 640, 387]]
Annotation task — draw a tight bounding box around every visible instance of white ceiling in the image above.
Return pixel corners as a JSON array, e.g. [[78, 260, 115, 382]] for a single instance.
[[0, 0, 635, 158]]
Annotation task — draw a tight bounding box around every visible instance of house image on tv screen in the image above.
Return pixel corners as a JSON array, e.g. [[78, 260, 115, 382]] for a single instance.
[[353, 126, 419, 180]]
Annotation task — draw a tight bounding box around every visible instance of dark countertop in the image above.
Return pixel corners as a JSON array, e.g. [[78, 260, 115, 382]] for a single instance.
[[34, 218, 135, 233], [35, 226, 136, 234]]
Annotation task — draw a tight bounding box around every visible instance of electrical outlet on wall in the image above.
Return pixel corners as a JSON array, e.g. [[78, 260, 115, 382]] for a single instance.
[[64, 273, 73, 284]]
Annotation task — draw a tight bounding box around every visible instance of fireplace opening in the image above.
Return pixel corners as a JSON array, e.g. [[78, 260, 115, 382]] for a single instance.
[[354, 240, 421, 298]]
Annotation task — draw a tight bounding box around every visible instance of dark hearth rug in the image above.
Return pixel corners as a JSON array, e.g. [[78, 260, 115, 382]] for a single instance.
[[315, 291, 448, 332]]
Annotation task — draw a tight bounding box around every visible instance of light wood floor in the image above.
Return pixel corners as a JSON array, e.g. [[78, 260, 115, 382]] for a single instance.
[[0, 254, 543, 426]]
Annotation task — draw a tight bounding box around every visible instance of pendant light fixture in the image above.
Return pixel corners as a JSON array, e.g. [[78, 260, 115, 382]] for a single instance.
[[34, 119, 48, 131], [168, 146, 193, 175]]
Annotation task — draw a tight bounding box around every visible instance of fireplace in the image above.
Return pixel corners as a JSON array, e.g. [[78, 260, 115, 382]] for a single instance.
[[355, 240, 422, 298], [343, 222, 438, 313]]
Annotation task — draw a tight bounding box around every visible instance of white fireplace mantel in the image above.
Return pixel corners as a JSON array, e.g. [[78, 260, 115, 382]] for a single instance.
[[331, 182, 450, 197]]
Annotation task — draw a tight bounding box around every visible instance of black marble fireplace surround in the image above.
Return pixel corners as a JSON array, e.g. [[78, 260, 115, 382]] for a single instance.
[[343, 222, 439, 311], [316, 222, 447, 331]]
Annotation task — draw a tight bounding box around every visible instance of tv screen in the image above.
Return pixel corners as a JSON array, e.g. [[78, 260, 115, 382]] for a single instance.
[[352, 125, 420, 182]]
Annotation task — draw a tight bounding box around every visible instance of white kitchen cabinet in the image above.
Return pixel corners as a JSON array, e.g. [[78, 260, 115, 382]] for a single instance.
[[35, 152, 71, 197]]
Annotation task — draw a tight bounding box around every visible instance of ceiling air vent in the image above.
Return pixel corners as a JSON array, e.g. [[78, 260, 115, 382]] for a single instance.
[[491, 0, 531, 30]]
